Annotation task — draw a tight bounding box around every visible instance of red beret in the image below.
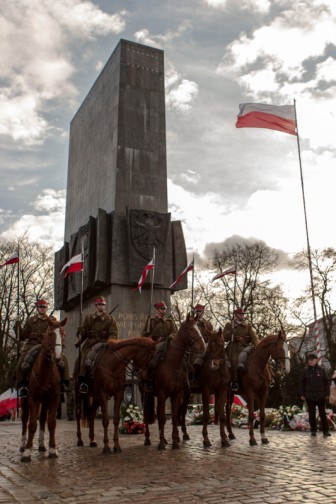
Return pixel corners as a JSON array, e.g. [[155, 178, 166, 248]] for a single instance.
[[195, 304, 205, 311], [234, 308, 244, 315], [154, 301, 167, 310], [36, 299, 48, 307], [95, 296, 106, 305]]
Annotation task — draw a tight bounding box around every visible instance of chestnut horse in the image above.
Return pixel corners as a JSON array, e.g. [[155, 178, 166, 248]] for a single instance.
[[20, 318, 66, 462], [180, 328, 231, 448], [75, 337, 156, 454], [226, 330, 290, 446], [141, 317, 205, 450]]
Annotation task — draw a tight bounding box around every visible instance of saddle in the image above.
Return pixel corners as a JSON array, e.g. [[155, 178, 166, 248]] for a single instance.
[[22, 345, 42, 373], [85, 342, 106, 377]]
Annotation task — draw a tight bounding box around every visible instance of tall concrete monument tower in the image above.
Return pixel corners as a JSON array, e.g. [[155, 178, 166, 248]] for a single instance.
[[55, 40, 187, 362]]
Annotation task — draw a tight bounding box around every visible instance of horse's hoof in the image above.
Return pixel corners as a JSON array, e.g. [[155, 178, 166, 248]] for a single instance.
[[249, 438, 257, 446], [261, 438, 269, 445], [183, 433, 190, 441], [20, 456, 31, 463], [48, 452, 58, 459], [102, 447, 112, 455], [158, 442, 166, 450], [144, 439, 151, 446], [228, 433, 236, 440], [77, 440, 84, 447], [164, 438, 168, 445], [38, 446, 47, 452], [203, 439, 212, 448], [172, 442, 180, 449], [89, 441, 97, 448], [19, 447, 25, 453], [221, 440, 230, 448]]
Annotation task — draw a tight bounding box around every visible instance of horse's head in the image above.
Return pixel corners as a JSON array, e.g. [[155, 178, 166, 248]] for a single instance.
[[206, 328, 225, 371], [178, 315, 205, 353], [270, 330, 290, 374], [45, 317, 67, 360]]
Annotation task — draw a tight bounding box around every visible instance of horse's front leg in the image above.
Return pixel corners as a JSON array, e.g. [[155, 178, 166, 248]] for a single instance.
[[88, 398, 99, 448], [38, 405, 47, 452], [259, 394, 269, 445], [20, 398, 29, 453], [112, 392, 123, 454], [157, 395, 167, 450], [225, 390, 235, 440], [75, 391, 84, 447], [21, 401, 39, 462], [217, 390, 230, 448], [46, 401, 58, 459], [202, 391, 211, 447], [247, 394, 257, 446], [179, 385, 190, 441], [171, 393, 182, 450]]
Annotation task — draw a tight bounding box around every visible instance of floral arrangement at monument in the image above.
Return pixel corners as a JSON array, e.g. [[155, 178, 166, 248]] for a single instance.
[[119, 404, 145, 434]]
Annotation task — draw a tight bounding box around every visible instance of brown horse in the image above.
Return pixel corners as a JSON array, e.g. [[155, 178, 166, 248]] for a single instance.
[[20, 317, 67, 462], [141, 316, 205, 450], [226, 330, 290, 446], [75, 337, 156, 454], [180, 328, 231, 448]]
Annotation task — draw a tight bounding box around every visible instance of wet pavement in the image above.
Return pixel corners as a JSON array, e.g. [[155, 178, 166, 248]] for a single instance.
[[0, 419, 334, 503]]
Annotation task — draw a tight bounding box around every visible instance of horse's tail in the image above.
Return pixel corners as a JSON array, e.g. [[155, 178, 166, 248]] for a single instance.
[[143, 393, 155, 425], [81, 395, 92, 428]]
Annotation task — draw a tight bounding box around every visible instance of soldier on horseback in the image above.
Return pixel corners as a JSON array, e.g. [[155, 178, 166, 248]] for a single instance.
[[15, 299, 69, 398], [193, 304, 213, 343], [223, 307, 258, 392], [142, 301, 177, 342], [75, 296, 119, 394]]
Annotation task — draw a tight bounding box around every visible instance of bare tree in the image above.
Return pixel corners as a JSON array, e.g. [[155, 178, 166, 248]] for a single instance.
[[0, 234, 54, 391]]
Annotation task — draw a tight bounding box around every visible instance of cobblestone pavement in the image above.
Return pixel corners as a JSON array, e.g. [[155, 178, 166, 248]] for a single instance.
[[0, 419, 334, 503]]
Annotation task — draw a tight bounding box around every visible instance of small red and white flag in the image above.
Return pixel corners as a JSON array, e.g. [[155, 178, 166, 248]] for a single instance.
[[169, 259, 194, 290], [0, 251, 19, 269], [60, 253, 83, 278], [133, 258, 154, 293], [211, 265, 236, 283], [233, 394, 247, 408], [236, 103, 297, 136]]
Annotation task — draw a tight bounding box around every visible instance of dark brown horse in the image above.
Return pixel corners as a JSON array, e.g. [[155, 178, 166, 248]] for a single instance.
[[75, 337, 156, 454], [20, 317, 66, 462], [142, 316, 205, 450], [226, 330, 290, 446], [180, 328, 231, 448]]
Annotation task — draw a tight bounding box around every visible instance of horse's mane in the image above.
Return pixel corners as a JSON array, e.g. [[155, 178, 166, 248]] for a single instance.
[[106, 337, 156, 351], [257, 332, 282, 349]]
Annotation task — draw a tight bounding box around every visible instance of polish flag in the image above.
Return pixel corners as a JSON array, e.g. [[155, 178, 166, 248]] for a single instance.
[[0, 389, 21, 417], [211, 265, 236, 283], [233, 394, 247, 408], [0, 251, 19, 268], [60, 253, 83, 278], [133, 258, 154, 293], [169, 259, 194, 290], [236, 103, 297, 136]]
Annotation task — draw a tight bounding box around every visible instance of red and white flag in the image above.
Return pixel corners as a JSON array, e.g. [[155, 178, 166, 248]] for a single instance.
[[60, 253, 83, 278], [236, 103, 297, 136], [211, 265, 236, 283], [233, 394, 247, 408], [0, 251, 19, 269], [169, 259, 194, 290], [133, 258, 154, 293]]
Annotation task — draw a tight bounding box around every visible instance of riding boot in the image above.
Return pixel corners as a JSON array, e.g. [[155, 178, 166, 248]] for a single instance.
[[18, 379, 29, 398], [230, 381, 239, 393], [78, 376, 88, 395]]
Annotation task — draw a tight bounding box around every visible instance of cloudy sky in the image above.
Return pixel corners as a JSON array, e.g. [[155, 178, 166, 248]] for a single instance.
[[1, 0, 335, 281]]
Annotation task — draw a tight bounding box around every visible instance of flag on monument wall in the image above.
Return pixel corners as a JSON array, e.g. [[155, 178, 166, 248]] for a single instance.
[[0, 251, 19, 268], [133, 258, 154, 293], [211, 265, 236, 283], [236, 103, 297, 136], [60, 253, 83, 278], [169, 259, 194, 290]]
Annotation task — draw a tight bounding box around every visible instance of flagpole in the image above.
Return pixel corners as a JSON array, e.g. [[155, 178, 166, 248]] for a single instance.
[[294, 99, 321, 361], [16, 242, 20, 418], [190, 253, 195, 317], [149, 248, 155, 315]]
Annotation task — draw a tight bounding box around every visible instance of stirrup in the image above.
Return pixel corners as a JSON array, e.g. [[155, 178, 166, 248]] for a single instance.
[[79, 383, 88, 394], [230, 382, 239, 393], [19, 386, 29, 398]]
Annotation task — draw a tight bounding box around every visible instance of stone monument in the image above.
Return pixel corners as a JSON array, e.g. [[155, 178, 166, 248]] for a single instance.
[[55, 39, 187, 369]]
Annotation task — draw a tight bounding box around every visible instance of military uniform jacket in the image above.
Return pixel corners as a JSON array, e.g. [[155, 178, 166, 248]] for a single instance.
[[196, 318, 213, 342], [80, 312, 118, 347], [223, 321, 258, 348], [20, 315, 50, 344], [300, 364, 329, 401], [143, 316, 177, 342]]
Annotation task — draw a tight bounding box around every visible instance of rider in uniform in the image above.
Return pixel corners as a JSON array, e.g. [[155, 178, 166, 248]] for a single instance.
[[142, 301, 177, 342], [223, 307, 258, 392], [15, 299, 69, 398], [193, 304, 213, 343], [75, 296, 119, 394]]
